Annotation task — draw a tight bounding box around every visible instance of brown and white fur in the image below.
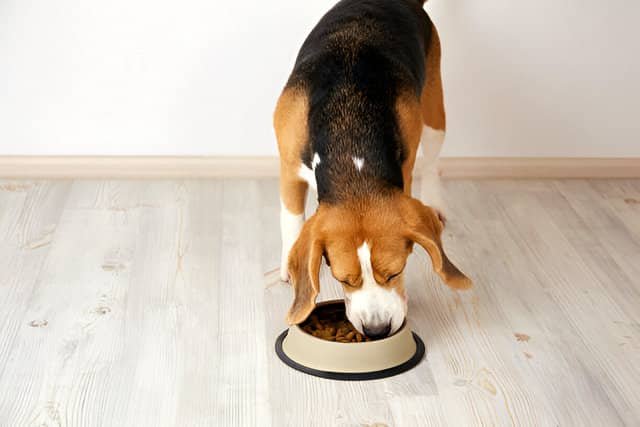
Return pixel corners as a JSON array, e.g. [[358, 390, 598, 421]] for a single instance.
[[274, 0, 471, 339]]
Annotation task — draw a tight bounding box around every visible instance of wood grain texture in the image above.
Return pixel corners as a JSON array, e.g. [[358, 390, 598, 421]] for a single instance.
[[0, 179, 639, 426]]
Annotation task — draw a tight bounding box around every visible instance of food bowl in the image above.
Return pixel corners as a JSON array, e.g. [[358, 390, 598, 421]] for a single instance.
[[275, 300, 425, 380]]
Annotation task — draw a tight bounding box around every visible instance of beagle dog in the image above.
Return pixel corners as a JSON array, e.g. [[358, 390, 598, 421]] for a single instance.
[[274, 0, 472, 339]]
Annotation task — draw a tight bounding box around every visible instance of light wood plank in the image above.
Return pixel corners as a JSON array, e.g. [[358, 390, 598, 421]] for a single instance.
[[0, 181, 71, 424], [214, 179, 271, 426], [389, 396, 448, 427]]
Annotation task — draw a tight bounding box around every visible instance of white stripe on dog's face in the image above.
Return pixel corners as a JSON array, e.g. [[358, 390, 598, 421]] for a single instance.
[[343, 242, 407, 337]]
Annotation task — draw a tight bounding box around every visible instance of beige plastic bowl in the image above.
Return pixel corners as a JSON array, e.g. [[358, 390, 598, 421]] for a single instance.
[[275, 300, 425, 380]]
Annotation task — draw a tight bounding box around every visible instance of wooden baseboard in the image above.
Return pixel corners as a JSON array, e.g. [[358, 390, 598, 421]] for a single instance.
[[0, 156, 638, 179], [439, 157, 640, 178]]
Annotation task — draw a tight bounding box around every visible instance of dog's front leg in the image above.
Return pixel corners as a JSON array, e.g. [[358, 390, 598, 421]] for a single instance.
[[274, 88, 310, 282], [279, 177, 307, 282]]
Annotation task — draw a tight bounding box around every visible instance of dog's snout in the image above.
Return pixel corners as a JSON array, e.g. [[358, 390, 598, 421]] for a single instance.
[[363, 322, 392, 339]]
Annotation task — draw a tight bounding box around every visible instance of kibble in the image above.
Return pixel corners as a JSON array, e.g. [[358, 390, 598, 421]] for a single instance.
[[300, 303, 374, 343]]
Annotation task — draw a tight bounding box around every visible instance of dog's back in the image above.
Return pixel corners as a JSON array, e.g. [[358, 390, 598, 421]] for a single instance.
[[285, 0, 432, 203]]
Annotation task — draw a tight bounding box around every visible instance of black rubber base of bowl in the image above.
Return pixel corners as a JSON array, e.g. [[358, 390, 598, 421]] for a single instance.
[[275, 330, 425, 381]]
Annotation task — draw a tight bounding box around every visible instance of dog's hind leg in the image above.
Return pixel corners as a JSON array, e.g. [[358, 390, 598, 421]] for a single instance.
[[418, 22, 447, 223]]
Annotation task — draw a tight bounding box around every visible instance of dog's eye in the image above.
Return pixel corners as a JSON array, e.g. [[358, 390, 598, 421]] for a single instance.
[[386, 271, 402, 282], [339, 278, 361, 288]]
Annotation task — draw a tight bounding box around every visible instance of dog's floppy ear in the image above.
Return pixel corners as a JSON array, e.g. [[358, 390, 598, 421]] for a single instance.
[[402, 198, 472, 290], [286, 214, 324, 324]]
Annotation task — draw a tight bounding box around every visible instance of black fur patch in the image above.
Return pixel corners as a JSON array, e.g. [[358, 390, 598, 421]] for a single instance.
[[286, 0, 431, 203]]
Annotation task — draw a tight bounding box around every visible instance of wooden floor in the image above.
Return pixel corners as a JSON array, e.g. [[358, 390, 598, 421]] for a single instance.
[[0, 179, 639, 426]]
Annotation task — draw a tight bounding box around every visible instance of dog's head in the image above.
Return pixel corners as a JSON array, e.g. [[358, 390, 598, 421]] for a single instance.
[[286, 192, 472, 338]]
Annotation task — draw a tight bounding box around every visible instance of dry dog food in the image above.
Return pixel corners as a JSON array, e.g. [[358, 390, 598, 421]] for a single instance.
[[300, 303, 373, 343]]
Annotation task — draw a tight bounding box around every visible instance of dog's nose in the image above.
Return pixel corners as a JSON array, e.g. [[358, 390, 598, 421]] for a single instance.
[[363, 322, 392, 339]]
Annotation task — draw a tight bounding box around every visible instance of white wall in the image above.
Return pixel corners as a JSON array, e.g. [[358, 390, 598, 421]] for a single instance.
[[1, 0, 639, 157]]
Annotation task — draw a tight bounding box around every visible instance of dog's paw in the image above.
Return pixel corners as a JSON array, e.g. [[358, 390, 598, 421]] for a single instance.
[[280, 257, 290, 283], [280, 270, 290, 283], [434, 207, 447, 227], [420, 172, 447, 226]]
